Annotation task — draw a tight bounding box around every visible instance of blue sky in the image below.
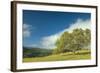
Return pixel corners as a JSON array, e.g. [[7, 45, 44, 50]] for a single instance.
[[23, 10, 91, 49]]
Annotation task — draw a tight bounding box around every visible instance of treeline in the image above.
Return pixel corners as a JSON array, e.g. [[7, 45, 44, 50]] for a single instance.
[[23, 47, 52, 58], [53, 28, 91, 54]]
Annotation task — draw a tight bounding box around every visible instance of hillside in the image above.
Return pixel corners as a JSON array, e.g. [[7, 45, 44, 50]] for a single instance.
[[23, 47, 53, 58], [23, 49, 91, 62]]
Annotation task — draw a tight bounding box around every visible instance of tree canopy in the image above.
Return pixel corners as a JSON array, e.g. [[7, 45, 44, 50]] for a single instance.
[[53, 28, 91, 54]]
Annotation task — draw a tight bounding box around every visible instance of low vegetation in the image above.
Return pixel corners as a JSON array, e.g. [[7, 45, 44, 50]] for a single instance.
[[23, 49, 91, 62]]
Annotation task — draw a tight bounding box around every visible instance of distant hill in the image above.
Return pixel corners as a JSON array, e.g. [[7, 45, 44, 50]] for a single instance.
[[23, 47, 53, 58]]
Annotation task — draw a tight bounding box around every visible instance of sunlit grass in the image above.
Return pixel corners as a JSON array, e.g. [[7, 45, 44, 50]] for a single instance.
[[23, 49, 91, 62]]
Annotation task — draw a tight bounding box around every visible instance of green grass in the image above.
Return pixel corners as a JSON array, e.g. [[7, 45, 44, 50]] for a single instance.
[[23, 49, 91, 62]]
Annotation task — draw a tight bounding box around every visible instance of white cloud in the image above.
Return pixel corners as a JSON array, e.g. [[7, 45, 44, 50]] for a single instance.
[[40, 35, 58, 49], [65, 19, 91, 32], [23, 24, 32, 37], [32, 19, 91, 49]]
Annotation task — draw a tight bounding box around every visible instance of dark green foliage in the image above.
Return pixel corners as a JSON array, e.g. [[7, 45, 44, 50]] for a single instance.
[[23, 47, 53, 58], [53, 28, 91, 54]]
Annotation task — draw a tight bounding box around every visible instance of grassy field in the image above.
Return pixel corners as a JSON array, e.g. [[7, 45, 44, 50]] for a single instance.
[[23, 49, 91, 62]]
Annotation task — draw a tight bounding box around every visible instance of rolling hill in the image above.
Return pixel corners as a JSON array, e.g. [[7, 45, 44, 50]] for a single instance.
[[23, 47, 53, 58]]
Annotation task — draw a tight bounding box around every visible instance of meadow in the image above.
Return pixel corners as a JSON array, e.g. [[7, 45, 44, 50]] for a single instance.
[[23, 49, 91, 62]]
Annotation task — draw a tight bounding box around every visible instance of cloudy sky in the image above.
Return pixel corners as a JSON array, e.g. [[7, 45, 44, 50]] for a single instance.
[[23, 10, 91, 49]]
